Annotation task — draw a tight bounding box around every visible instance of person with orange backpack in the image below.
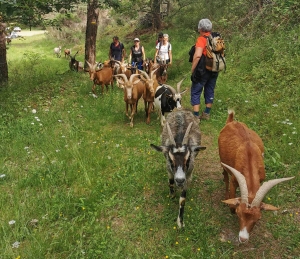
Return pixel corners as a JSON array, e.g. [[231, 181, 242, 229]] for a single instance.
[[190, 19, 219, 121]]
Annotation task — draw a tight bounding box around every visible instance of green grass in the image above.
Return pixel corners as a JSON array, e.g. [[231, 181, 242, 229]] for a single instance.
[[0, 17, 299, 259]]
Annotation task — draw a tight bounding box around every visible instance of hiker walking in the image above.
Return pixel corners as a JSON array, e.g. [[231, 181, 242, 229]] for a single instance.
[[109, 36, 125, 62], [128, 38, 146, 70], [154, 33, 172, 65], [190, 18, 219, 121]]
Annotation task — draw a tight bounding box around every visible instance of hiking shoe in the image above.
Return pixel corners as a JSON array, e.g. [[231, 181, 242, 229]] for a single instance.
[[200, 112, 210, 121]]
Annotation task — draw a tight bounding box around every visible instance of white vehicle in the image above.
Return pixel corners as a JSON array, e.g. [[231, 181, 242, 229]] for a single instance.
[[13, 26, 21, 32]]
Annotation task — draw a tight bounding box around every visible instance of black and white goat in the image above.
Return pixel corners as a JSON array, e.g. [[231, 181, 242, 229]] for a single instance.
[[151, 109, 206, 228], [154, 78, 187, 127]]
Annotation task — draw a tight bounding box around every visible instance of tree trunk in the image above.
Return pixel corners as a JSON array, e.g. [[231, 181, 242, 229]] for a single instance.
[[257, 0, 263, 10], [152, 0, 162, 30], [0, 23, 8, 85], [85, 0, 99, 68]]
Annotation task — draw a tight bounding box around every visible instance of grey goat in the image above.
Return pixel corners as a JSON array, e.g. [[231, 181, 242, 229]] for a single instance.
[[151, 109, 206, 228]]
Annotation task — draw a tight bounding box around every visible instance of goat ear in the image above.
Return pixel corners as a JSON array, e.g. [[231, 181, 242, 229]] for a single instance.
[[150, 144, 168, 153], [222, 198, 241, 205], [191, 146, 206, 152], [260, 202, 279, 211]]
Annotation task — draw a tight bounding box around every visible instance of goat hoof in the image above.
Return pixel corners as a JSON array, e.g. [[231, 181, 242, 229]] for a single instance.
[[177, 217, 185, 228]]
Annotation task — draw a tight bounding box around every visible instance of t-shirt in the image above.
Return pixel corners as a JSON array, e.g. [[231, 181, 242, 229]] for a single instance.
[[110, 42, 124, 61], [195, 32, 210, 56], [156, 42, 171, 61]]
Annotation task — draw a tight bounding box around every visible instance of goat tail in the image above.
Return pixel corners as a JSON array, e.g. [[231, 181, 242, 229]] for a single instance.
[[226, 109, 235, 124]]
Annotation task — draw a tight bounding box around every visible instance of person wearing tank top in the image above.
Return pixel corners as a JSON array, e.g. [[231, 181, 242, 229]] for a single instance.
[[128, 38, 146, 70]]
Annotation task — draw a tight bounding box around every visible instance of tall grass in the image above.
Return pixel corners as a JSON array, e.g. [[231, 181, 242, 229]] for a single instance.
[[0, 12, 299, 258]]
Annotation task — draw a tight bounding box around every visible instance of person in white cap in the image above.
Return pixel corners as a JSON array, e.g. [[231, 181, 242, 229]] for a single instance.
[[128, 38, 146, 70], [154, 33, 172, 65]]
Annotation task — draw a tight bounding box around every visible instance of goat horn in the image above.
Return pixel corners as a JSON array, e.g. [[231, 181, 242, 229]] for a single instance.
[[164, 84, 177, 95], [221, 163, 249, 204], [150, 67, 159, 79], [182, 122, 193, 145], [86, 60, 92, 68], [138, 69, 150, 80], [114, 74, 128, 83], [166, 122, 176, 146], [129, 73, 140, 83], [251, 176, 295, 208], [177, 78, 186, 93]]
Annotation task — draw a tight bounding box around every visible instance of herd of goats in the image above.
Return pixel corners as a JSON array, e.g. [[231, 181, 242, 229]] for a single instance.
[[54, 47, 295, 244]]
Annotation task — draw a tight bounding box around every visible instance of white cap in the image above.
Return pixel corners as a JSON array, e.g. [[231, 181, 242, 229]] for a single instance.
[[134, 38, 140, 41]]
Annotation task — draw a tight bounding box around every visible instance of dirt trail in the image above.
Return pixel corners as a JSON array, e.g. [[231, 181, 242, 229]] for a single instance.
[[19, 30, 46, 37]]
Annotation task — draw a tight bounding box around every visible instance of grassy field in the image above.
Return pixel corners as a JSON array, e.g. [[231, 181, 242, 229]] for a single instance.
[[0, 22, 299, 259]]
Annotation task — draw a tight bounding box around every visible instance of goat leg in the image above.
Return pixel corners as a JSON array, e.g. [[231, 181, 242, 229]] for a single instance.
[[130, 102, 136, 127], [222, 169, 230, 200], [92, 83, 97, 96], [125, 103, 130, 118], [229, 178, 238, 213], [169, 178, 175, 198], [177, 190, 186, 228]]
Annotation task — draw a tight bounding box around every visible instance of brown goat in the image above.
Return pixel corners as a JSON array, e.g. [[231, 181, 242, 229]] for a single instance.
[[86, 60, 113, 97], [138, 68, 159, 124], [218, 110, 294, 243], [64, 49, 71, 58], [152, 60, 168, 84], [114, 74, 145, 127]]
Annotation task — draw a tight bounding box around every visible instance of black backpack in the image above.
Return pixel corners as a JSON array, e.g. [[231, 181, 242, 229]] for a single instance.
[[189, 36, 208, 82]]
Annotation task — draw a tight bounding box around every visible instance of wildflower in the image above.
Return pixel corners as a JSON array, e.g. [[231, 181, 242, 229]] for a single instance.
[[12, 241, 20, 248], [0, 174, 6, 178], [107, 226, 110, 229], [267, 197, 271, 201], [107, 156, 111, 160], [272, 104, 278, 107], [82, 207, 85, 210], [165, 256, 169, 259], [32, 109, 37, 114], [186, 238, 189, 241], [115, 144, 120, 148], [245, 100, 249, 103], [175, 241, 179, 245], [9, 220, 16, 225], [16, 256, 21, 259], [288, 143, 293, 146], [173, 226, 176, 230], [197, 248, 201, 251], [58, 120, 62, 122], [149, 228, 153, 231]]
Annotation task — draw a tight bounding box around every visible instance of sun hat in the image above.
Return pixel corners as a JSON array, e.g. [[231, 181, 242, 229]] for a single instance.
[[134, 38, 140, 41], [163, 34, 169, 38]]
